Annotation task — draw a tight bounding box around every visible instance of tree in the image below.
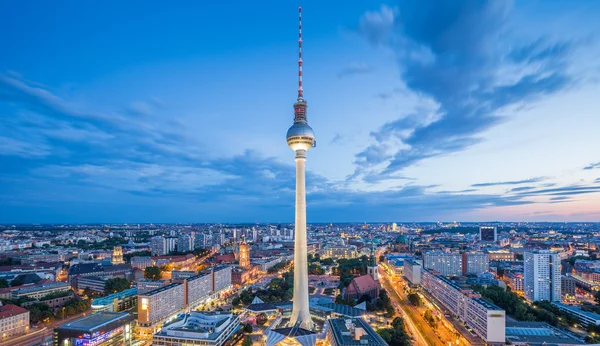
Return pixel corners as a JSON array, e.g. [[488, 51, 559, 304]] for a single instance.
[[104, 278, 131, 295], [242, 336, 253, 346], [144, 266, 163, 280], [257, 313, 267, 326], [0, 278, 8, 288], [232, 297, 242, 307], [243, 323, 253, 333], [408, 293, 421, 306]]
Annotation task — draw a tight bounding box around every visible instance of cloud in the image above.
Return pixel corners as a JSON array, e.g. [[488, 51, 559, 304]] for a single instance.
[[351, 1, 577, 181], [471, 177, 546, 187], [508, 186, 537, 192], [337, 62, 376, 78], [514, 185, 600, 197], [584, 162, 600, 170]]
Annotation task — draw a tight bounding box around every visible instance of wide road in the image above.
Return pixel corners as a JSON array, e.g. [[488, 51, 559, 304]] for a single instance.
[[379, 267, 443, 346]]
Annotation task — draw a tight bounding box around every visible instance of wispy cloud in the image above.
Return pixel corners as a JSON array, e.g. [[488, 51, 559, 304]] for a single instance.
[[337, 62, 376, 78], [472, 177, 546, 188], [584, 162, 600, 170], [350, 1, 577, 182]]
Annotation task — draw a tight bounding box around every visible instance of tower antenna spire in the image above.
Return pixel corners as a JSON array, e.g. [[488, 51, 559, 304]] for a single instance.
[[298, 6, 303, 100]]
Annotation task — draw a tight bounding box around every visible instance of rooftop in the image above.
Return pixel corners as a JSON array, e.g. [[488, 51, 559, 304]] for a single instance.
[[91, 287, 137, 308], [328, 318, 388, 346], [56, 312, 134, 332], [12, 281, 70, 294], [505, 321, 584, 345], [139, 283, 182, 297], [0, 304, 29, 319]]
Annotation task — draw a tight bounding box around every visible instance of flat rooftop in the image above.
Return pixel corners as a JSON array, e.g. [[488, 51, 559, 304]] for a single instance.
[[506, 321, 584, 345], [57, 312, 134, 332]]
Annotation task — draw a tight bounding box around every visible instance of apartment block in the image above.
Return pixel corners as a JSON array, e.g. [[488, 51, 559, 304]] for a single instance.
[[422, 269, 505, 343], [423, 251, 462, 276]]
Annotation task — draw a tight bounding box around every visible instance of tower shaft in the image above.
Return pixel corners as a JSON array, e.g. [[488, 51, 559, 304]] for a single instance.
[[289, 150, 313, 330]]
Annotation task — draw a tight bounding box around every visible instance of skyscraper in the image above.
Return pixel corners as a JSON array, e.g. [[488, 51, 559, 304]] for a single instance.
[[480, 226, 497, 242], [286, 6, 315, 331], [524, 250, 561, 302]]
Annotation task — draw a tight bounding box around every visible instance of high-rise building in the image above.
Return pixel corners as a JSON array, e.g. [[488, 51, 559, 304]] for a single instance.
[[561, 275, 576, 300], [165, 237, 177, 254], [423, 251, 462, 276], [285, 6, 315, 332], [404, 259, 422, 285], [151, 236, 167, 256], [177, 235, 192, 253], [462, 252, 489, 275], [112, 246, 124, 265], [480, 226, 497, 242], [252, 229, 258, 243], [524, 250, 561, 302]]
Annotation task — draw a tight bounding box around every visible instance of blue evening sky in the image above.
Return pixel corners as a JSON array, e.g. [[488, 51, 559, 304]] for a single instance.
[[1, 1, 600, 223]]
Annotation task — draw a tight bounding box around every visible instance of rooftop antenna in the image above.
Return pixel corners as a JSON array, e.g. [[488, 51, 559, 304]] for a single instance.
[[298, 6, 303, 101]]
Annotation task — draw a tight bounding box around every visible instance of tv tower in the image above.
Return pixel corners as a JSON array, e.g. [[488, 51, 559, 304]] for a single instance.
[[287, 6, 315, 331]]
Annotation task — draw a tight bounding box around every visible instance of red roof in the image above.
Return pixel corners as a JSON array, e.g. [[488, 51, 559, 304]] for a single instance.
[[349, 274, 380, 294], [0, 304, 29, 318]]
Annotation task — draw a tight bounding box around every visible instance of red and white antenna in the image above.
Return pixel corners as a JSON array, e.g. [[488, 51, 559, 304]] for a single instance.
[[298, 6, 303, 100]]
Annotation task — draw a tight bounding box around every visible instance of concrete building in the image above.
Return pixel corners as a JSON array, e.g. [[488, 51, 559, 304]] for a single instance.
[[12, 282, 71, 300], [91, 288, 138, 313], [177, 235, 193, 253], [130, 256, 153, 270], [508, 272, 524, 293], [561, 275, 576, 300], [137, 279, 169, 294], [423, 251, 462, 276], [480, 226, 497, 242], [462, 252, 489, 275], [524, 250, 561, 302], [421, 270, 505, 343], [0, 304, 29, 339], [152, 311, 241, 346], [323, 245, 358, 259], [186, 273, 212, 308], [53, 312, 134, 346], [138, 283, 186, 334], [326, 318, 388, 346], [552, 302, 600, 327], [151, 236, 167, 256], [208, 266, 232, 293], [165, 237, 177, 254], [404, 259, 422, 285], [75, 276, 107, 293], [487, 250, 516, 262]]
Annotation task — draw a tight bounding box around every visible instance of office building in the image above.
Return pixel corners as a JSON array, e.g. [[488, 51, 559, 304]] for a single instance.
[[422, 269, 505, 343], [480, 226, 497, 242], [0, 304, 29, 339], [152, 311, 241, 346], [524, 250, 561, 302], [323, 245, 358, 259], [404, 259, 421, 285], [131, 256, 153, 270], [462, 252, 489, 275], [487, 250, 516, 262], [75, 276, 107, 293], [552, 302, 600, 327], [138, 283, 186, 331], [12, 282, 71, 300], [53, 312, 134, 346], [423, 251, 462, 276], [91, 288, 138, 312], [326, 318, 388, 346]]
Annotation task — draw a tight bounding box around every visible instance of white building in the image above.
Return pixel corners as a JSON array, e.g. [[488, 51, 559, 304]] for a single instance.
[[463, 252, 489, 275], [0, 304, 29, 339], [421, 270, 505, 343], [323, 245, 358, 259], [152, 311, 240, 346], [138, 283, 186, 334], [404, 259, 422, 285], [186, 273, 212, 308], [423, 251, 462, 276], [524, 250, 561, 302]]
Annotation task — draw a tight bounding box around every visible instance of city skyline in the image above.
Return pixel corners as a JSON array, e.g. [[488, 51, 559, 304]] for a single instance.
[[2, 1, 600, 223]]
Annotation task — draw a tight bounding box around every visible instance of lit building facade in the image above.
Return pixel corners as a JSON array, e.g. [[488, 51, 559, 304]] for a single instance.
[[422, 269, 505, 343], [524, 250, 561, 302], [462, 252, 489, 275], [138, 283, 186, 334], [0, 304, 29, 339], [53, 312, 134, 346], [323, 245, 358, 259], [152, 311, 241, 346], [404, 259, 422, 285], [112, 246, 124, 265], [423, 251, 462, 276]]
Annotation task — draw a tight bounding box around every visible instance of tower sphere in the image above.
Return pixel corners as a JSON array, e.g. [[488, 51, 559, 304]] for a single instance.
[[286, 123, 315, 151]]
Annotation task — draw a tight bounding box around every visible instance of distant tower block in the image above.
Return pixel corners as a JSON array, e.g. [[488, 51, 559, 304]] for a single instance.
[[286, 6, 315, 331], [239, 240, 250, 269], [112, 246, 124, 265]]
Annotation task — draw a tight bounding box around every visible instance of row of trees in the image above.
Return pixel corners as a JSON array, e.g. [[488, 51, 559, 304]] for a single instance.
[[472, 285, 577, 328], [267, 261, 290, 274], [28, 298, 91, 323], [233, 272, 295, 306], [104, 277, 131, 295]]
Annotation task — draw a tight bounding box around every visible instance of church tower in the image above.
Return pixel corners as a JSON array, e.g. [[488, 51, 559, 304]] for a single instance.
[[367, 241, 378, 281]]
